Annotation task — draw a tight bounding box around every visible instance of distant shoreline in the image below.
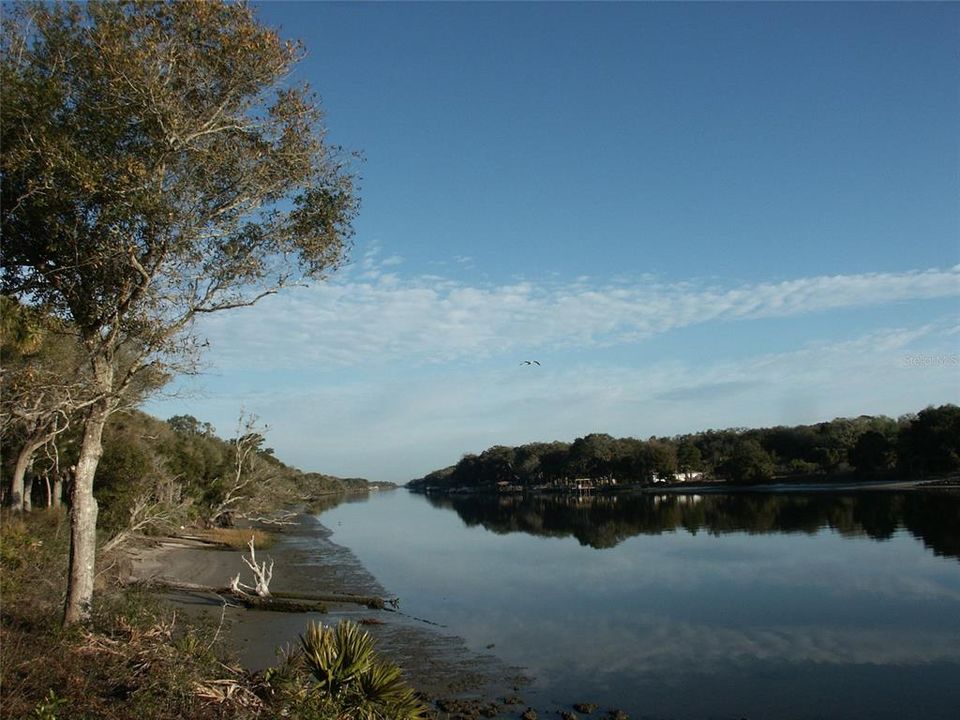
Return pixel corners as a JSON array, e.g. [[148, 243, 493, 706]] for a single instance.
[[649, 476, 960, 494], [410, 474, 960, 497]]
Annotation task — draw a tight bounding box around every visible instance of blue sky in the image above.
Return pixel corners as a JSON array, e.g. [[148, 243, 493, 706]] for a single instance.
[[145, 1, 960, 482]]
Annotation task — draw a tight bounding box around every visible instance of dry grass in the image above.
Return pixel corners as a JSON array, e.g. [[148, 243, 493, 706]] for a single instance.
[[189, 527, 274, 549]]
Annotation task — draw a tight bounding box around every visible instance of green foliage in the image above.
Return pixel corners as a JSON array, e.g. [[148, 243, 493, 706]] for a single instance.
[[50, 407, 378, 539], [29, 690, 66, 720], [850, 430, 896, 473], [411, 405, 960, 490], [718, 439, 776, 484], [297, 620, 428, 720], [677, 442, 703, 472], [95, 425, 155, 531], [898, 405, 960, 475], [0, 508, 69, 608], [300, 619, 376, 695]]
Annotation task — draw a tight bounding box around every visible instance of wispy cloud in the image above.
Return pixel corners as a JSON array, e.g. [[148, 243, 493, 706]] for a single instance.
[[170, 320, 959, 480], [197, 265, 960, 370], [146, 261, 959, 479]]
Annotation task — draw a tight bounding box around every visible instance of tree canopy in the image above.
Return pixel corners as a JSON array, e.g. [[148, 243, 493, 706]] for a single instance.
[[409, 405, 960, 491], [1, 0, 358, 624]]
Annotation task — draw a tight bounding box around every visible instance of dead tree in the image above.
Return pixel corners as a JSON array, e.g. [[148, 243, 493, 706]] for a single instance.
[[210, 413, 275, 526], [228, 536, 274, 597]]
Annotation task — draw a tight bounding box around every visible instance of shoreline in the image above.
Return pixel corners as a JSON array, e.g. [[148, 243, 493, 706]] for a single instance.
[[127, 512, 527, 704], [412, 475, 960, 498]]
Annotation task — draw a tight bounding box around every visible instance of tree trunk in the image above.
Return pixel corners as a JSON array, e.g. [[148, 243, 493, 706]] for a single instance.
[[63, 399, 109, 625], [23, 475, 34, 512], [9, 436, 45, 512], [52, 474, 64, 510], [64, 351, 113, 625]]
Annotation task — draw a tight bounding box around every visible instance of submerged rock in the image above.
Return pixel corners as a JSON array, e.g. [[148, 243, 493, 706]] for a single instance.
[[522, 708, 539, 720], [558, 711, 577, 720], [435, 698, 501, 720], [573, 705, 598, 714]]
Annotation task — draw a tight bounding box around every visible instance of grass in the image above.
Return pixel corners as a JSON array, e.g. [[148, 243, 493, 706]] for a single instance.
[[187, 527, 274, 549]]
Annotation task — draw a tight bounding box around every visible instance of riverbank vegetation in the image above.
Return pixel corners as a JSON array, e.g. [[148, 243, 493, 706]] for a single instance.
[[409, 404, 960, 491], [2, 399, 389, 545], [0, 509, 425, 720]]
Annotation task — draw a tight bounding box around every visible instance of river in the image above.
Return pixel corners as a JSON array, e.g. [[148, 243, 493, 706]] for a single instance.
[[316, 489, 960, 719]]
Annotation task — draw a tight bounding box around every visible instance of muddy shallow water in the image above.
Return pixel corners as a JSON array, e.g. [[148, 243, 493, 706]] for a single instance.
[[131, 510, 525, 701]]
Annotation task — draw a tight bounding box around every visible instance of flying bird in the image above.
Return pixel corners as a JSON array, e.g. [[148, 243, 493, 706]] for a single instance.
[[520, 360, 541, 366]]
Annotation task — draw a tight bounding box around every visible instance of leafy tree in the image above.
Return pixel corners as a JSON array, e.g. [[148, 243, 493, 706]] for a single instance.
[[898, 405, 960, 475], [850, 430, 896, 473], [536, 442, 572, 483], [94, 422, 155, 534], [644, 438, 678, 480], [612, 437, 647, 481], [718, 439, 775, 484], [569, 433, 618, 479], [677, 441, 703, 473], [1, 1, 357, 623], [476, 445, 518, 486], [166, 415, 215, 438]]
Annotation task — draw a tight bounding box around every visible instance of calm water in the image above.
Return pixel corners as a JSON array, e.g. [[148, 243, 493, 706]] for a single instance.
[[318, 490, 960, 719]]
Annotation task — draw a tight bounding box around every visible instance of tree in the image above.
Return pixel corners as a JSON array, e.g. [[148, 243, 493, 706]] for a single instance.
[[1, 1, 357, 624], [1, 297, 88, 511], [676, 441, 703, 473], [897, 405, 960, 475], [209, 411, 275, 526], [850, 430, 895, 474], [569, 433, 617, 479], [719, 439, 775, 484], [644, 438, 678, 481]]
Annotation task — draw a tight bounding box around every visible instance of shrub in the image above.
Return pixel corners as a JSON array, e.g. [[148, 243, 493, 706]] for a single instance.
[[295, 620, 428, 720]]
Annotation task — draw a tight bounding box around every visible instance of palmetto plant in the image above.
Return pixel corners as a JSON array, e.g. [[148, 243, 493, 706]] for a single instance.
[[299, 619, 374, 695], [298, 620, 428, 720]]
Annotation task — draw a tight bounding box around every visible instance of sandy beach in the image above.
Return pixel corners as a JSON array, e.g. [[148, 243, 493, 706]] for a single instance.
[[126, 511, 525, 702]]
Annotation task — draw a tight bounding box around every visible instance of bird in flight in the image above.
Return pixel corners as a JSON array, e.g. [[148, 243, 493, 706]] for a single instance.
[[520, 360, 541, 366]]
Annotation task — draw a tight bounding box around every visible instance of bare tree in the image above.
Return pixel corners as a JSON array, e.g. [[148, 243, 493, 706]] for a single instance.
[[209, 412, 274, 527], [2, 1, 357, 624], [99, 473, 185, 555]]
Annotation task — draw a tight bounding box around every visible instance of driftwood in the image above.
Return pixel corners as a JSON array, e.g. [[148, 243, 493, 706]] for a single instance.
[[230, 537, 274, 597], [131, 578, 392, 611]]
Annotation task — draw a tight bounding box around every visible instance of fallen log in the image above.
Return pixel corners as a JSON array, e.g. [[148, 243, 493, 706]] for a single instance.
[[129, 578, 393, 611]]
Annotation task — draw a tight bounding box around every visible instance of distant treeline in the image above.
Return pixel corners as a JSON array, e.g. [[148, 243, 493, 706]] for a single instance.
[[409, 404, 960, 491]]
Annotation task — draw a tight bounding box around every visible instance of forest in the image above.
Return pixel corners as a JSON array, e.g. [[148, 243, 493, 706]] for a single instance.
[[409, 403, 960, 491]]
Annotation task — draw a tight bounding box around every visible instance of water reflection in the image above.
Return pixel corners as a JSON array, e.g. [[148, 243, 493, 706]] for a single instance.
[[425, 490, 960, 559], [321, 490, 960, 719]]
